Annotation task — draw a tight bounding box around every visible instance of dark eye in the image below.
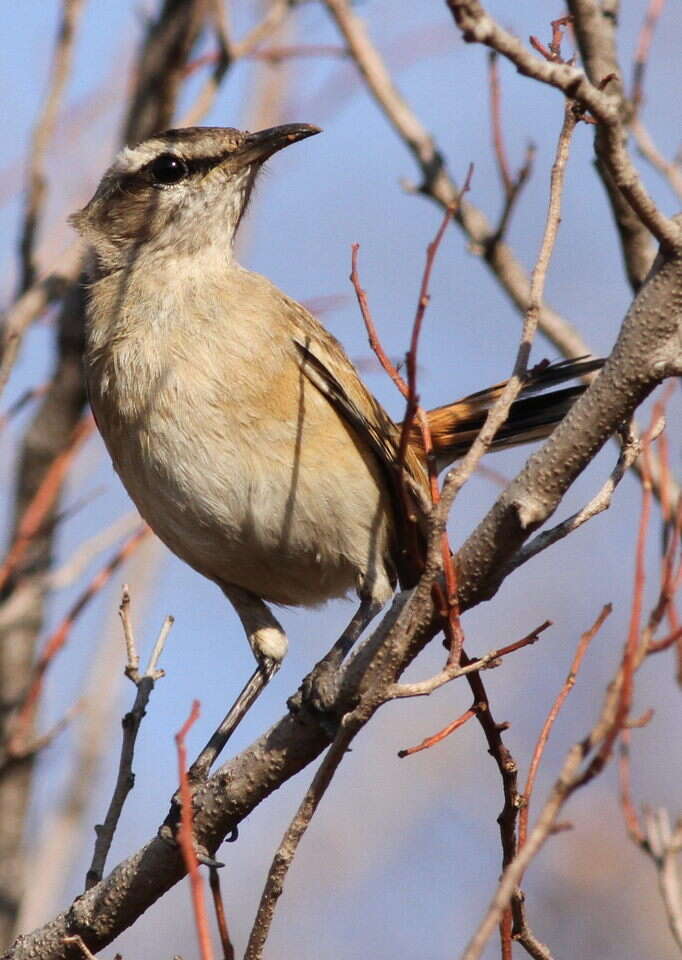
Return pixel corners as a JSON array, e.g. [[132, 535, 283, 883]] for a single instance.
[[150, 153, 188, 186]]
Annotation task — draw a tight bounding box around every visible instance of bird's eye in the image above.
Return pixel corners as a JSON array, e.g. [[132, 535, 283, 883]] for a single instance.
[[150, 153, 188, 186]]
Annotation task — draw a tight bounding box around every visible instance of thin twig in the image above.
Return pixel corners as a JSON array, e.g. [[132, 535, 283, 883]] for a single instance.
[[322, 0, 679, 515], [509, 894, 555, 960], [176, 700, 214, 960], [209, 866, 235, 960], [397, 703, 482, 757], [488, 51, 512, 193], [631, 0, 667, 113], [434, 100, 578, 543], [244, 722, 357, 960], [15, 540, 161, 932], [447, 0, 680, 250], [84, 590, 172, 889], [18, 0, 86, 294], [631, 119, 682, 203], [0, 243, 83, 401], [458, 608, 630, 960], [0, 415, 93, 592], [518, 605, 611, 849], [63, 935, 98, 959], [501, 419, 647, 576], [389, 619, 551, 700], [397, 202, 468, 662], [350, 244, 408, 398]]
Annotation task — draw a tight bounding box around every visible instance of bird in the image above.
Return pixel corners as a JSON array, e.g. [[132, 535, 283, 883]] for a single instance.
[[71, 124, 600, 774]]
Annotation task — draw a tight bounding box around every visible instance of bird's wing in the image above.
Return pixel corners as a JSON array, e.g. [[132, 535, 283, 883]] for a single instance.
[[285, 296, 429, 589]]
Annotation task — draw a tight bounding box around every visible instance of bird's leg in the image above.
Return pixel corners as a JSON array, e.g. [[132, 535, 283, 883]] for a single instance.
[[189, 586, 287, 781], [296, 595, 383, 717]]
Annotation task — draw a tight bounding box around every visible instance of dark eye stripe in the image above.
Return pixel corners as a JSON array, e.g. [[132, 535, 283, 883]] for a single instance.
[[118, 151, 234, 193]]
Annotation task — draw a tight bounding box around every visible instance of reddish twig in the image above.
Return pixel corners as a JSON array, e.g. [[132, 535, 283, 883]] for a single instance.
[[350, 244, 408, 398], [640, 389, 681, 658], [399, 164, 473, 477], [618, 730, 646, 845], [398, 182, 471, 664], [549, 16, 574, 59], [209, 866, 235, 960], [518, 604, 611, 849], [390, 618, 552, 701], [7, 526, 149, 755], [0, 415, 94, 593], [398, 703, 482, 758], [500, 906, 513, 960], [572, 444, 654, 793], [493, 620, 553, 661], [529, 16, 573, 64], [460, 592, 657, 960], [176, 700, 214, 960], [647, 623, 682, 655]]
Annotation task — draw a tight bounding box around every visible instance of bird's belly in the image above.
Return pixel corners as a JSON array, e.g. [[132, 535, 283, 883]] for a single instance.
[[95, 395, 394, 608]]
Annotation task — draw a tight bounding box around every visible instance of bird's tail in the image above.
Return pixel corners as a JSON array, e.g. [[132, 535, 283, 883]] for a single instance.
[[409, 357, 603, 470]]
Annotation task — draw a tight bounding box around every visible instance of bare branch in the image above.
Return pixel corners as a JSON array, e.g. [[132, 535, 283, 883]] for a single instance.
[[458, 607, 625, 960], [180, 1, 317, 127], [389, 619, 551, 700], [643, 808, 682, 951], [567, 0, 656, 291], [175, 701, 214, 960], [17, 0, 86, 294], [500, 418, 649, 576], [447, 0, 679, 250], [435, 100, 578, 531], [518, 605, 610, 849], [632, 119, 682, 203], [84, 591, 172, 890], [0, 244, 83, 401], [322, 0, 678, 516], [244, 721, 356, 960], [209, 866, 235, 960]]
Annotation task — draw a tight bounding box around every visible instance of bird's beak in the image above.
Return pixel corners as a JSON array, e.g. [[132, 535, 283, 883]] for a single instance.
[[238, 124, 321, 165]]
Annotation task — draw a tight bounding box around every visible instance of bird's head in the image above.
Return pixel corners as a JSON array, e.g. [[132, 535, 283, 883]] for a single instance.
[[70, 123, 321, 273]]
